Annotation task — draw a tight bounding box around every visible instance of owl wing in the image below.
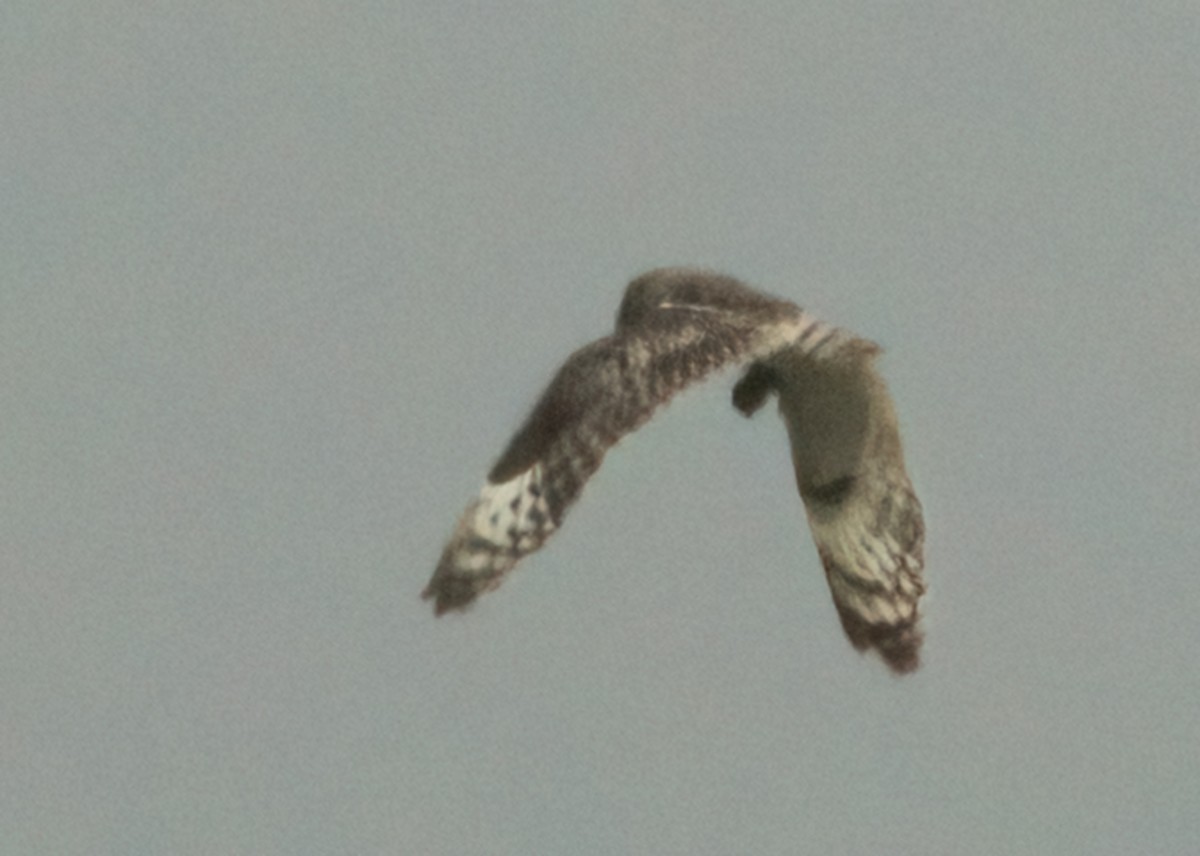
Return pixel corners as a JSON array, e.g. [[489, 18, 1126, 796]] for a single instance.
[[422, 297, 812, 615], [743, 337, 926, 673]]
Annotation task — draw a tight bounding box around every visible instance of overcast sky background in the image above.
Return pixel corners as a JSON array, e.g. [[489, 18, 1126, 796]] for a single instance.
[[4, 3, 1198, 854]]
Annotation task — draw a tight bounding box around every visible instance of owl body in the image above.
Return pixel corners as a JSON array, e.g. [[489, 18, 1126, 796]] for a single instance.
[[425, 268, 927, 673]]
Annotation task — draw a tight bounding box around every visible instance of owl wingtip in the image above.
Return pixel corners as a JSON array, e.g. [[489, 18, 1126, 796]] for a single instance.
[[881, 646, 921, 675], [833, 601, 924, 675], [422, 574, 482, 616]]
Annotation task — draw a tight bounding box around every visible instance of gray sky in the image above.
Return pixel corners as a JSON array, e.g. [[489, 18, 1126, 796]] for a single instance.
[[4, 3, 1198, 854]]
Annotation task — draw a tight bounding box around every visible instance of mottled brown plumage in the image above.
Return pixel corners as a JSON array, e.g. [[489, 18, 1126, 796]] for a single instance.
[[424, 268, 926, 673]]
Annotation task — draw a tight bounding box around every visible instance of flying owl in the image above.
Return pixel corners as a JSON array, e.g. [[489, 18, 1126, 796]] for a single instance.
[[422, 268, 926, 673]]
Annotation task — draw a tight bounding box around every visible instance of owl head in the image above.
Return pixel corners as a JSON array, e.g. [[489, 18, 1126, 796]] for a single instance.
[[615, 267, 786, 331]]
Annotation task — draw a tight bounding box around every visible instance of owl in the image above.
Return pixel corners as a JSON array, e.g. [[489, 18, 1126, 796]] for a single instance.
[[422, 268, 926, 673]]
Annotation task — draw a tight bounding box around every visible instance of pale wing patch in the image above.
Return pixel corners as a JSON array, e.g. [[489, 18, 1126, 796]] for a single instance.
[[471, 466, 556, 552], [424, 464, 556, 613], [809, 510, 918, 615]]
